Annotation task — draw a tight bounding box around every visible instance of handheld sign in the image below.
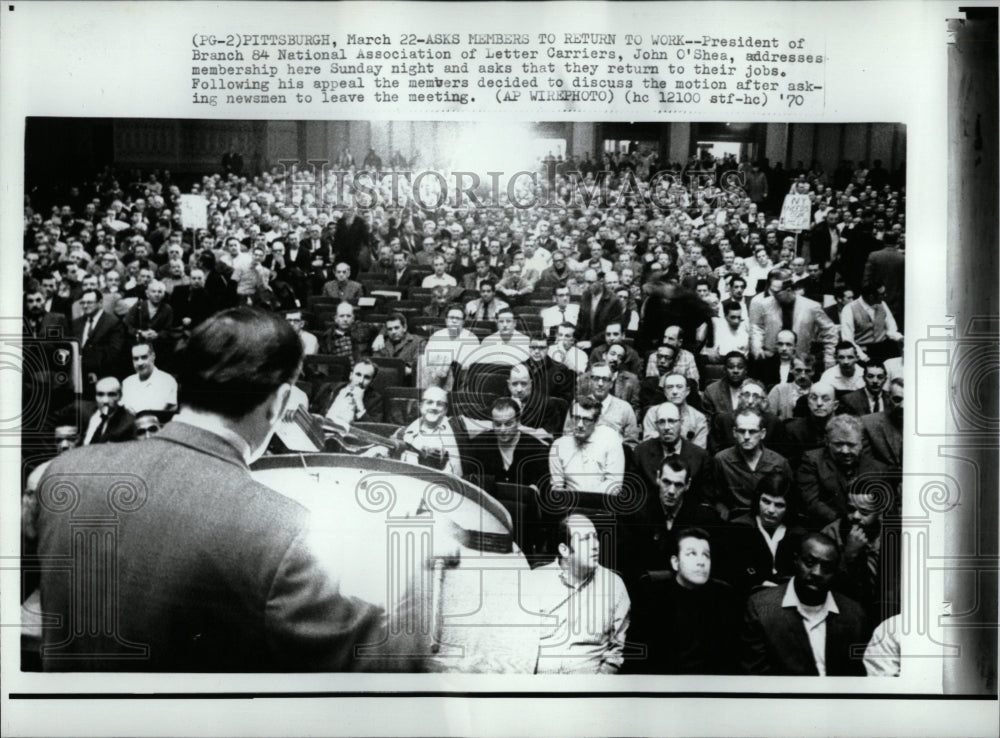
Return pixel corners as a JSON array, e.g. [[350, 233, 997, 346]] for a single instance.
[[778, 193, 812, 232], [178, 194, 208, 230]]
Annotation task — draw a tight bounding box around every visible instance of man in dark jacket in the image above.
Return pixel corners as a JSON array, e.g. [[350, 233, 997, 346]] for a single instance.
[[628, 527, 741, 674], [741, 532, 870, 675], [37, 308, 424, 670], [574, 269, 623, 349], [465, 397, 550, 495]]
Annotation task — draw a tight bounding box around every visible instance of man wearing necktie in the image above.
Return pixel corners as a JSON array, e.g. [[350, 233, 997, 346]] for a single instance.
[[72, 287, 126, 394], [83, 377, 136, 445], [540, 287, 580, 335], [840, 363, 889, 417]]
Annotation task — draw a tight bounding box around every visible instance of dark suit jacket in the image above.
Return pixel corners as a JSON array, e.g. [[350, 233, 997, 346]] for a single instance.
[[85, 405, 137, 444], [795, 449, 894, 527], [37, 421, 394, 671], [169, 285, 217, 328], [47, 295, 74, 321], [123, 300, 174, 340], [574, 291, 624, 344], [638, 376, 667, 418], [775, 415, 828, 469], [861, 411, 902, 469], [519, 395, 568, 437], [749, 355, 792, 389], [313, 381, 385, 423], [525, 355, 576, 404], [808, 222, 845, 268], [701, 379, 738, 418], [840, 388, 890, 417], [741, 581, 869, 675], [464, 431, 550, 490], [72, 311, 126, 380], [388, 268, 419, 289], [632, 438, 713, 502]]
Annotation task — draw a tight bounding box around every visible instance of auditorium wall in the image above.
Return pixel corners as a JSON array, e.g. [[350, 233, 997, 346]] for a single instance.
[[25, 118, 907, 188]]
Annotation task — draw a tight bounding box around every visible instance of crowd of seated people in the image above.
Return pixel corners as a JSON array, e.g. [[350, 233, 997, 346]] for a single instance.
[[21, 150, 906, 675]]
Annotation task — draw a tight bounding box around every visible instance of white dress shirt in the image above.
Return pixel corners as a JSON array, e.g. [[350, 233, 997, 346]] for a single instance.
[[540, 303, 580, 331], [548, 425, 625, 495], [120, 367, 178, 414]]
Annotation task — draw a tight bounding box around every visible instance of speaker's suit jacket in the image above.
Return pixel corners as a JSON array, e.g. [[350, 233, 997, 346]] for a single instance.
[[37, 421, 399, 671]]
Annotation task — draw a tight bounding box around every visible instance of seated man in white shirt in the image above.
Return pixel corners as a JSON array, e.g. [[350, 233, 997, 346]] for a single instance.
[[421, 256, 458, 289], [540, 286, 580, 334], [523, 513, 630, 674], [120, 341, 178, 415], [549, 396, 626, 495], [419, 304, 480, 389], [819, 341, 866, 394], [548, 322, 589, 374], [395, 385, 471, 478], [702, 299, 750, 363], [464, 308, 531, 367], [562, 362, 639, 446]]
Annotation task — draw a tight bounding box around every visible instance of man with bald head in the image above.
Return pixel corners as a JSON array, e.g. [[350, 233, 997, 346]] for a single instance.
[[82, 377, 136, 445], [321, 262, 364, 303], [170, 267, 216, 329], [778, 380, 841, 469], [124, 279, 174, 347], [642, 372, 709, 448], [633, 401, 713, 501]]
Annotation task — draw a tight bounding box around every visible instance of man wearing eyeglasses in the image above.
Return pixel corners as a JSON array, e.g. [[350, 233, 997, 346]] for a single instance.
[[549, 396, 625, 496], [748, 268, 838, 370], [708, 379, 784, 455], [539, 286, 578, 334], [641, 372, 708, 448], [633, 402, 713, 502], [710, 407, 793, 522], [561, 362, 639, 446], [72, 287, 126, 393]]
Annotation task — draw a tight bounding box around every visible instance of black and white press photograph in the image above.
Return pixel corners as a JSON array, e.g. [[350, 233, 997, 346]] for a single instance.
[[19, 118, 912, 678]]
